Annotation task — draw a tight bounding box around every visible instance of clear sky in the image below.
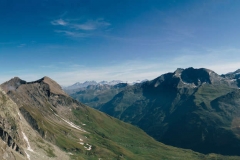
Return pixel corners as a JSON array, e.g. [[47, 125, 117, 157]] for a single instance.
[[1, 0, 240, 86]]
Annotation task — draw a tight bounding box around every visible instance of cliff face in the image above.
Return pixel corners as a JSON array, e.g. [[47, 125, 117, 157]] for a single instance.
[[0, 88, 25, 159], [0, 79, 72, 160]]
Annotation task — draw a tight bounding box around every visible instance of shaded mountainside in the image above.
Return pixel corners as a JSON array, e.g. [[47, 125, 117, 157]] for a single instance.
[[1, 76, 236, 159], [67, 83, 128, 109], [97, 67, 240, 156]]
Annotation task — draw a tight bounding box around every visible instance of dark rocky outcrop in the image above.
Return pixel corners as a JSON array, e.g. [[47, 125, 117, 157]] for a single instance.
[[0, 127, 23, 155]]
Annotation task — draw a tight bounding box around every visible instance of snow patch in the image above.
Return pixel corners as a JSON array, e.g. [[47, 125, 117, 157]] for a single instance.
[[79, 142, 84, 145], [84, 143, 92, 150], [61, 118, 86, 132], [18, 112, 21, 120], [53, 113, 86, 132], [24, 150, 31, 160], [22, 132, 33, 152]]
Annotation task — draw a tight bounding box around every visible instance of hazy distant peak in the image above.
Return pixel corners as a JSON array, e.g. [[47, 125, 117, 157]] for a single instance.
[[234, 69, 240, 73], [222, 68, 240, 80], [65, 80, 124, 90], [85, 80, 98, 83]]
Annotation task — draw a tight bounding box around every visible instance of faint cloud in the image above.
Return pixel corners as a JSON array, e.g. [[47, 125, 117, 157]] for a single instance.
[[51, 18, 111, 37], [0, 42, 14, 45], [17, 44, 26, 48], [71, 19, 111, 31], [40, 65, 57, 69], [51, 19, 68, 26], [55, 30, 90, 37]]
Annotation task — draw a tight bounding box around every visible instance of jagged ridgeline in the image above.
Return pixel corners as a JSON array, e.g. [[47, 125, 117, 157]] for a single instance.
[[0, 76, 239, 160]]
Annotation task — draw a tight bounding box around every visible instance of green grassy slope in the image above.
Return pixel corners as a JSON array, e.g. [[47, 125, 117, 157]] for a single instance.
[[2, 76, 240, 159]]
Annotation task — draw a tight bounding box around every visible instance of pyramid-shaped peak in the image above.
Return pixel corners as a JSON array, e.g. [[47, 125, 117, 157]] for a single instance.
[[39, 76, 67, 96]]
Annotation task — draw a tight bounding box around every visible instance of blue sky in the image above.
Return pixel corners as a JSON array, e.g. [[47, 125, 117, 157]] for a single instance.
[[1, 0, 240, 85]]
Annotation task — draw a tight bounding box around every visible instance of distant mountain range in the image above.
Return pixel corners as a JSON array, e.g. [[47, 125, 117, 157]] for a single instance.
[[63, 79, 148, 90], [68, 67, 240, 156]]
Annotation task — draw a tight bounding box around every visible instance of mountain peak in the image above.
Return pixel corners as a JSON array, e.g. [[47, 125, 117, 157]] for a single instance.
[[39, 76, 68, 96], [0, 77, 27, 93], [222, 69, 240, 79], [1, 76, 68, 96], [174, 67, 220, 85]]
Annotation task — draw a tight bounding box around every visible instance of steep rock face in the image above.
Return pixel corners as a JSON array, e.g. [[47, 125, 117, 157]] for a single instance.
[[0, 88, 26, 159], [99, 67, 240, 155], [1, 77, 81, 142]]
